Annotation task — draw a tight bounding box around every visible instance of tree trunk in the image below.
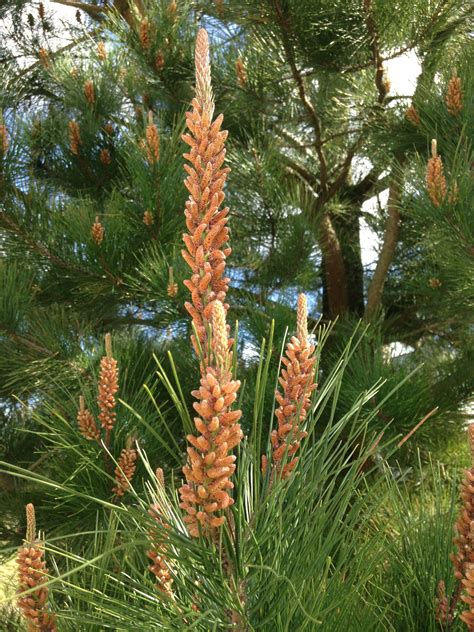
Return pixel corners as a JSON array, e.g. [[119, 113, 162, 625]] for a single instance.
[[332, 209, 365, 317], [319, 213, 349, 319], [365, 161, 404, 320], [319, 210, 365, 320]]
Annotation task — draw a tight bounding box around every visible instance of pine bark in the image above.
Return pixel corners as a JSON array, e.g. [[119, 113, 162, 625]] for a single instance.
[[365, 160, 404, 320]]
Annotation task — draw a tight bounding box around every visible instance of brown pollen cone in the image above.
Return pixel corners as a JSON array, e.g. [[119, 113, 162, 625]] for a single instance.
[[97, 333, 119, 430], [235, 58, 247, 87], [405, 105, 420, 126], [38, 48, 51, 69], [84, 80, 95, 105], [181, 28, 232, 359], [0, 122, 8, 155], [179, 301, 243, 537], [139, 18, 150, 49], [167, 266, 178, 297], [428, 277, 442, 289], [68, 120, 82, 156], [461, 561, 474, 631], [426, 139, 446, 207], [271, 294, 317, 479], [167, 282, 178, 298], [100, 148, 111, 166], [168, 0, 177, 20], [77, 395, 100, 441], [144, 112, 160, 164], [435, 579, 452, 626], [112, 441, 137, 496], [91, 216, 104, 245], [446, 70, 463, 116], [143, 210, 154, 226], [16, 504, 57, 632], [155, 50, 165, 72], [147, 468, 174, 596], [97, 41, 107, 61], [451, 425, 474, 627]]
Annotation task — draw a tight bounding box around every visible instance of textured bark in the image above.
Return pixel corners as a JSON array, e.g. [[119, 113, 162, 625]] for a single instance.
[[365, 167, 403, 320], [319, 214, 349, 318], [333, 210, 365, 316]]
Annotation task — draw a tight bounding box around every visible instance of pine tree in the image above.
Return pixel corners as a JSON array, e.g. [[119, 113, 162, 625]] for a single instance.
[[0, 0, 472, 535], [0, 17, 472, 632]]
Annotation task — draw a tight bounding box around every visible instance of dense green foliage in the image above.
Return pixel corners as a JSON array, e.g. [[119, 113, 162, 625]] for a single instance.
[[0, 0, 473, 629]]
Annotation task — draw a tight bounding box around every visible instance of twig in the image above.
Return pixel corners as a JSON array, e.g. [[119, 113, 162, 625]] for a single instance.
[[397, 407, 438, 447], [273, 0, 329, 194]]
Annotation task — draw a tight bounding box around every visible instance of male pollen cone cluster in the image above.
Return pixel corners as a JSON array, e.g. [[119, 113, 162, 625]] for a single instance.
[[0, 121, 8, 155], [451, 425, 474, 629], [181, 28, 232, 360], [405, 104, 420, 126], [144, 111, 160, 165], [91, 215, 104, 244], [84, 80, 95, 105], [98, 333, 119, 430], [235, 57, 247, 87], [77, 395, 100, 441], [112, 440, 137, 497], [179, 301, 243, 537], [139, 18, 150, 49], [143, 209, 154, 226], [97, 41, 107, 62], [17, 504, 57, 632], [68, 120, 82, 156], [76, 334, 118, 439], [147, 468, 174, 597], [446, 70, 463, 116], [100, 148, 112, 166], [426, 139, 447, 207], [435, 580, 452, 626], [270, 294, 317, 479], [38, 47, 51, 69], [167, 266, 178, 298]]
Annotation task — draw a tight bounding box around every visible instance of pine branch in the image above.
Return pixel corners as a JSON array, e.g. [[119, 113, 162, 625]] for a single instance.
[[282, 156, 319, 190], [0, 210, 92, 277], [0, 325, 57, 357], [16, 35, 92, 80], [50, 0, 104, 18], [325, 139, 364, 204], [347, 168, 384, 203], [365, 157, 405, 320], [273, 0, 329, 194], [363, 0, 388, 104]]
